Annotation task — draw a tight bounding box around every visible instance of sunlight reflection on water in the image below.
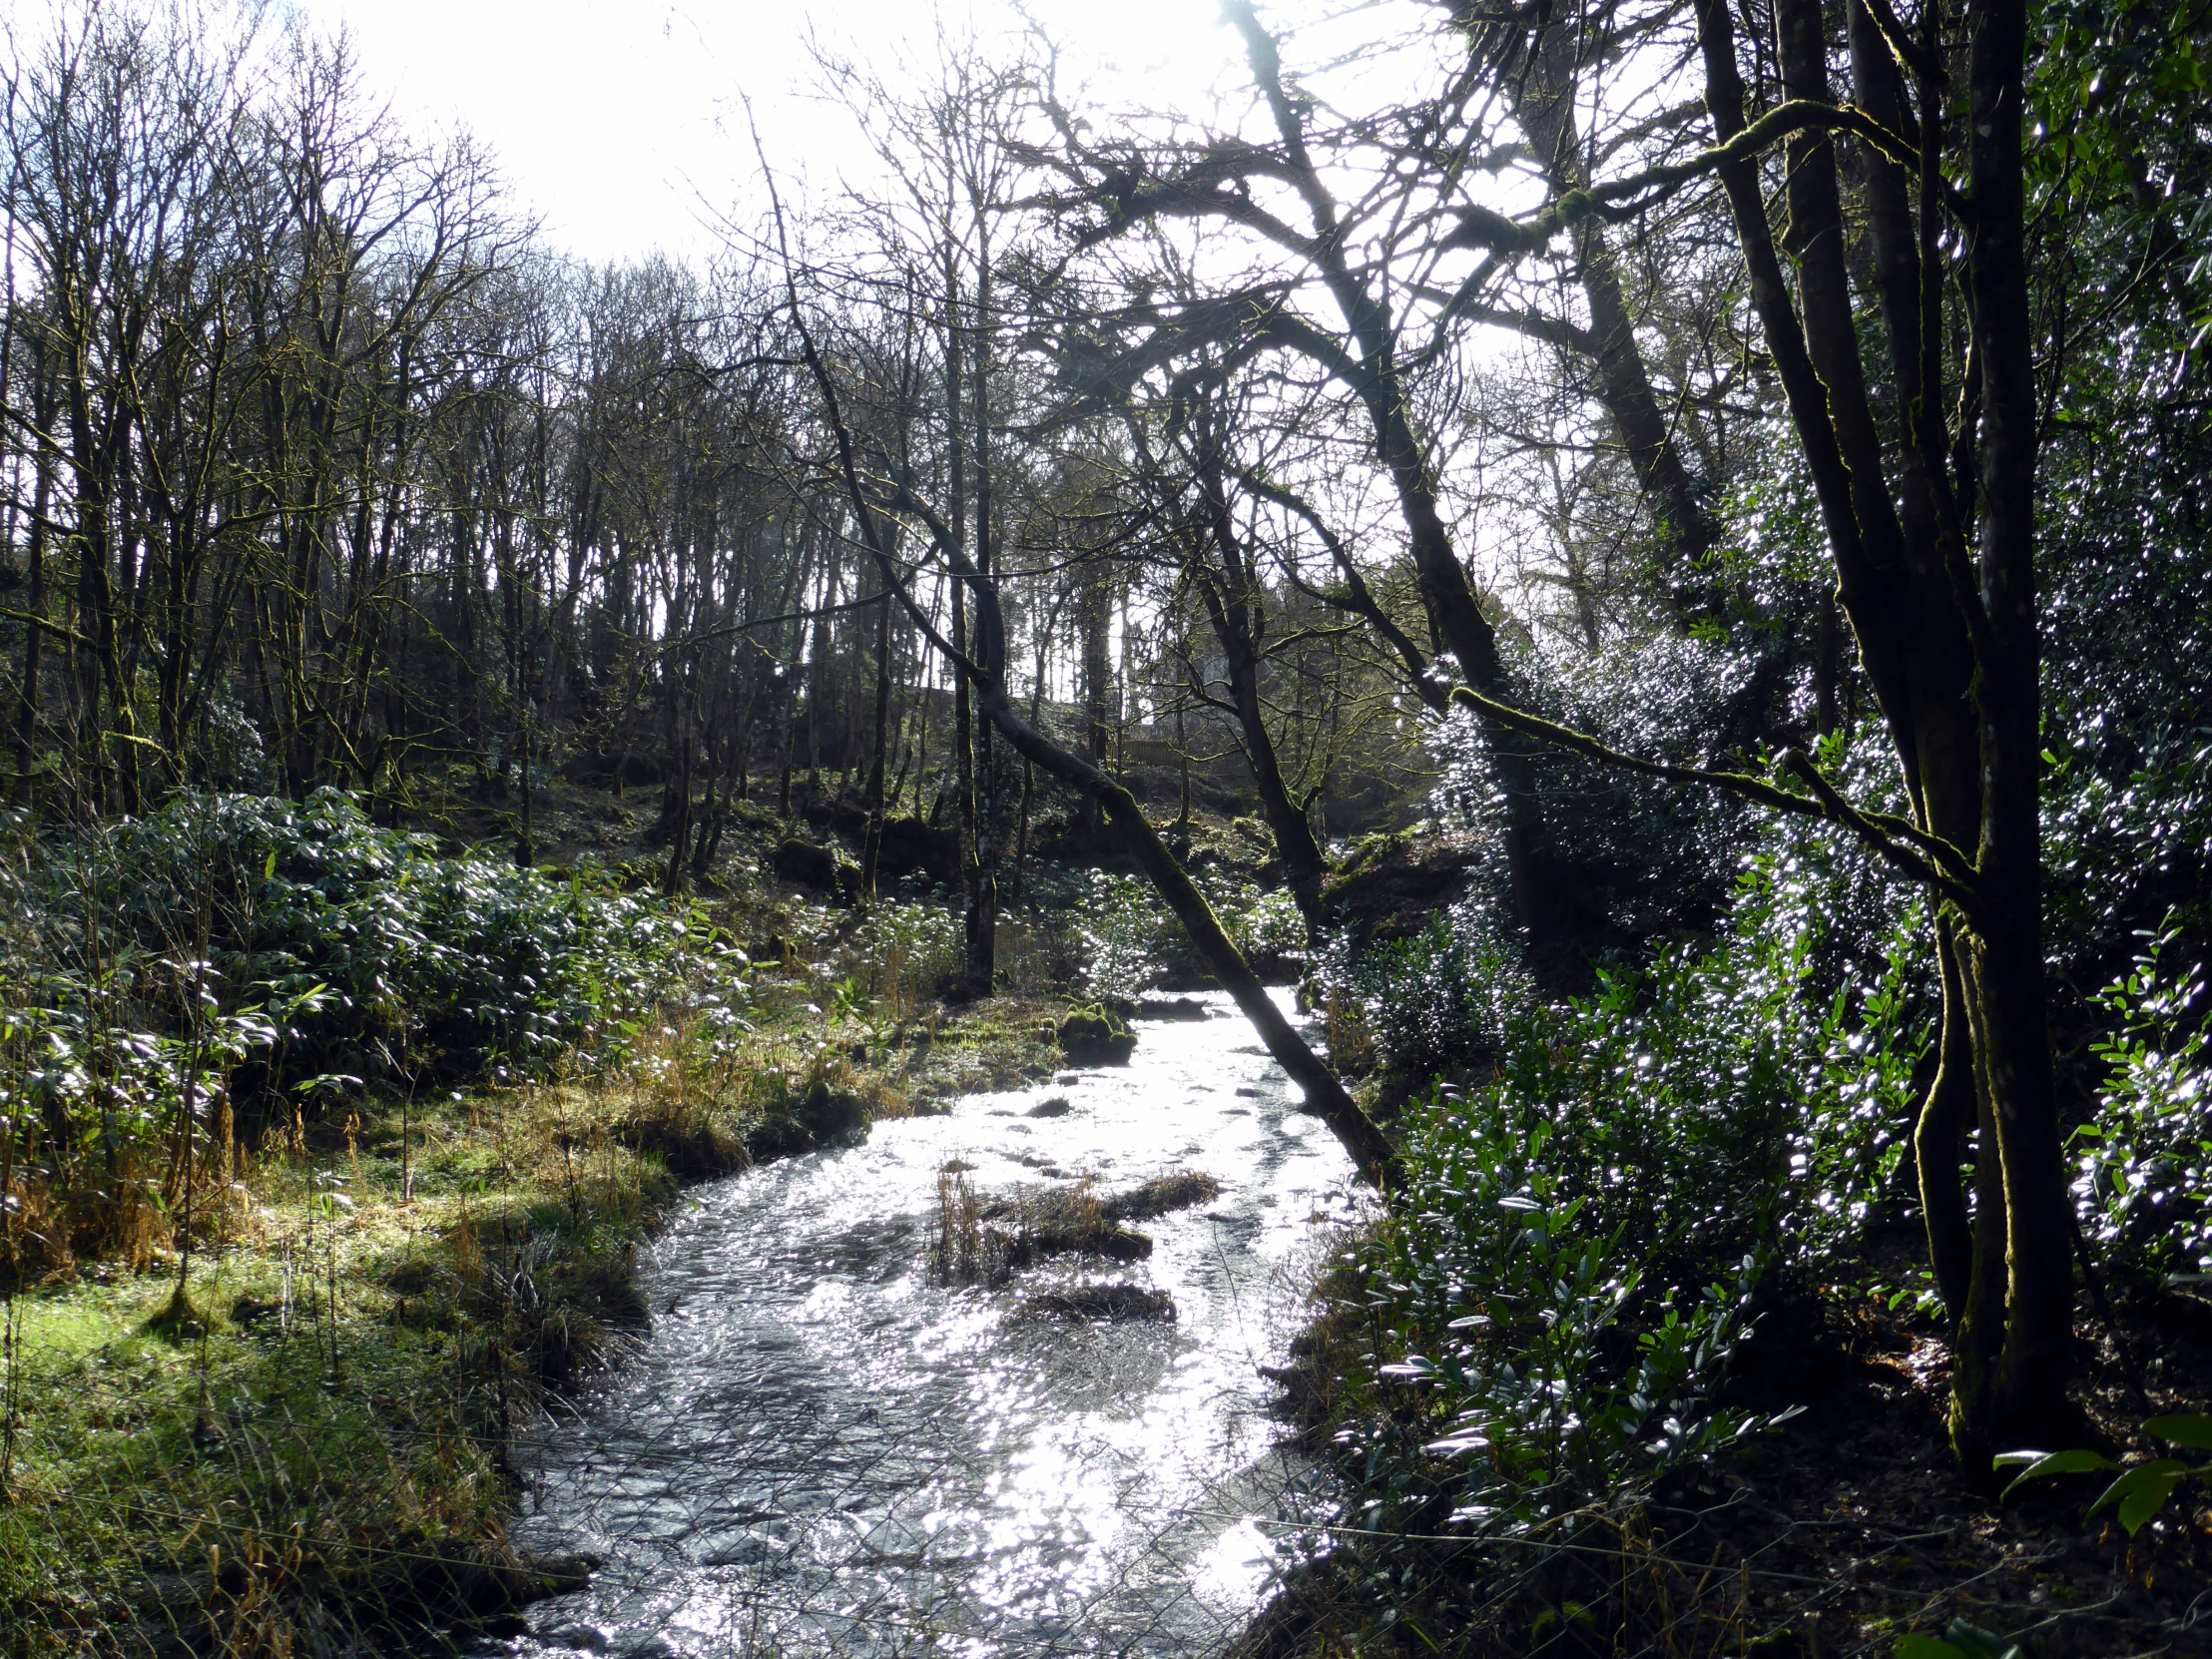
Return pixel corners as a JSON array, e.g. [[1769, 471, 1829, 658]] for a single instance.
[[476, 989, 1360, 1658]]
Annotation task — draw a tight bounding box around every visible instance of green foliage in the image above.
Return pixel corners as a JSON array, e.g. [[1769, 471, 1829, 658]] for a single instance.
[[1334, 819, 1927, 1530], [1053, 862, 1314, 1002], [14, 790, 717, 1078], [1, 791, 723, 1270], [2026, 0, 2212, 1029], [839, 897, 966, 1015], [1, 986, 313, 1197], [2073, 918, 2212, 1282], [1353, 1099, 1783, 1536], [2031, 0, 2212, 361], [1366, 817, 1926, 1257], [1996, 1414, 2212, 1535], [1353, 905, 1531, 1073], [1896, 1620, 2028, 1659], [1076, 871, 1172, 999], [792, 902, 964, 1021], [1234, 884, 1308, 961]]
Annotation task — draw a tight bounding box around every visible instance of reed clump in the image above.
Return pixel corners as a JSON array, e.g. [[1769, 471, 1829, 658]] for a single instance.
[[1099, 1171, 1221, 1222]]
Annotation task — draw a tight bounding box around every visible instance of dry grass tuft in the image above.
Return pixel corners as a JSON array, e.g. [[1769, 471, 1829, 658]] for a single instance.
[[1018, 1284, 1176, 1322], [1099, 1170, 1221, 1221], [933, 1169, 1221, 1290], [986, 1186, 1154, 1270], [931, 1167, 991, 1283]]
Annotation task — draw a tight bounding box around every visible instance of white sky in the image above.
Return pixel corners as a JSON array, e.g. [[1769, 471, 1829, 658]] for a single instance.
[[288, 0, 1249, 267]]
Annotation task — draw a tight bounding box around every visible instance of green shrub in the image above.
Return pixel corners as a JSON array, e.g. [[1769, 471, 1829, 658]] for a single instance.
[[1353, 906, 1533, 1074], [1217, 879, 1307, 962], [848, 899, 965, 1014], [2074, 916, 2212, 1284], [1076, 871, 1172, 998], [1335, 828, 1928, 1531], [28, 790, 715, 1078], [1067, 867, 1308, 998], [0, 791, 722, 1271]]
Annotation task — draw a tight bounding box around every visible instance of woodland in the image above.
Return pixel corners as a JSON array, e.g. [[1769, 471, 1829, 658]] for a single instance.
[[1, 0, 2210, 1654]]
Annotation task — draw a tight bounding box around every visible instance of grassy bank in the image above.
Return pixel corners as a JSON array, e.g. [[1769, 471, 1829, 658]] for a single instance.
[[0, 786, 1082, 1657], [2, 985, 1064, 1658]]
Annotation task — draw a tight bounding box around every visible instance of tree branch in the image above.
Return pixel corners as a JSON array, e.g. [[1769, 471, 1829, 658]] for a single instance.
[[1441, 98, 1931, 258], [1442, 683, 1986, 921]]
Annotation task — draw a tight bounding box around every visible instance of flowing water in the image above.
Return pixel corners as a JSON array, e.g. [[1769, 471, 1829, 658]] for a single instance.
[[480, 990, 1362, 1658]]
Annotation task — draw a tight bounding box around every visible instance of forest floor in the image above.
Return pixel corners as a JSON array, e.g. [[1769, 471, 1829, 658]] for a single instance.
[[1241, 1238, 2212, 1659], [1693, 1287, 2212, 1656]]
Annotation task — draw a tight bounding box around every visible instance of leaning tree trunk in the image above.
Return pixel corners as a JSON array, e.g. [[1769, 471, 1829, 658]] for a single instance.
[[985, 678, 1397, 1182], [786, 289, 1399, 1181]]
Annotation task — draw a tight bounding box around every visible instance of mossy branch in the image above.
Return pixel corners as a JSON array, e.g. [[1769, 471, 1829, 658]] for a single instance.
[[1443, 684, 1985, 924]]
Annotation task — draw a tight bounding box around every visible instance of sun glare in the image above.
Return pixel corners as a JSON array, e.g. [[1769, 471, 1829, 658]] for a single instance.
[[291, 0, 1243, 265]]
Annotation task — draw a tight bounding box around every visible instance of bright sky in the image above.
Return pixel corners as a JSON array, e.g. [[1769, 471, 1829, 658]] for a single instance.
[[289, 0, 1248, 267]]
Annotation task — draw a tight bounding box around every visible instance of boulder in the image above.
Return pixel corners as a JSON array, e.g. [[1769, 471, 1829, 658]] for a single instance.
[[773, 837, 849, 892], [1056, 1005, 1136, 1066], [796, 1079, 866, 1141], [1322, 830, 1480, 947], [1134, 995, 1211, 1021], [873, 816, 962, 886]]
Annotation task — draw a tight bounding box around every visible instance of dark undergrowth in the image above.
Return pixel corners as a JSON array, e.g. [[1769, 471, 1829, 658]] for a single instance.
[[1254, 769, 2212, 1657], [1243, 1261, 2212, 1657]]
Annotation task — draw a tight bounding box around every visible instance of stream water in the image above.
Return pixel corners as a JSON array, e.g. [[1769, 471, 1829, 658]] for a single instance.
[[479, 990, 1362, 1658]]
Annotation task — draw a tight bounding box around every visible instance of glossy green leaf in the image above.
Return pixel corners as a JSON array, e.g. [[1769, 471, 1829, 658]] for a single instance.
[[1994, 1446, 2116, 1497], [1940, 1620, 2025, 1659], [2087, 1460, 2190, 1533], [2145, 1413, 2212, 1450]]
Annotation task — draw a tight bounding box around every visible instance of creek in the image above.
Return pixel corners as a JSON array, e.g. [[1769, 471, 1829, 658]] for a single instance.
[[478, 989, 1363, 1658]]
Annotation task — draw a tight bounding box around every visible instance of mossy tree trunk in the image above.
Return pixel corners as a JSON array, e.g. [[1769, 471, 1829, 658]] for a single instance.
[[1687, 0, 2070, 1456]]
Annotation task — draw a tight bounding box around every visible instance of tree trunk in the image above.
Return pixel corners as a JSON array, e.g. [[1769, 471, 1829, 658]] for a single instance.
[[662, 688, 693, 895], [1226, 2, 1564, 966], [1190, 518, 1329, 929], [860, 591, 893, 901], [1949, 0, 2071, 1456], [1490, 15, 1725, 608], [516, 704, 535, 867], [993, 680, 1396, 1182], [1693, 0, 2072, 1455], [1079, 564, 1113, 843], [13, 354, 54, 801]]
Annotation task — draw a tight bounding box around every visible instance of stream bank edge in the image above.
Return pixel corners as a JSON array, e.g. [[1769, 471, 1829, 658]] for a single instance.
[[2, 993, 1063, 1657]]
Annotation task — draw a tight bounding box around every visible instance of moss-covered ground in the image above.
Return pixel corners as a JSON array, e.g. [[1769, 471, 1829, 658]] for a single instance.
[[2, 967, 1061, 1657]]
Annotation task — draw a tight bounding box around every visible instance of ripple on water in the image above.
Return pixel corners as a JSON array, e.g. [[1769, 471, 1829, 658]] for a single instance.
[[473, 989, 1362, 1659]]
